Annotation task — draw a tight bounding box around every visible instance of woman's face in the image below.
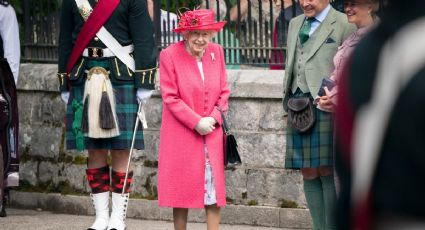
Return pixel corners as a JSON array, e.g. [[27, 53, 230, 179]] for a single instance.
[[344, 1, 374, 28], [184, 30, 213, 56]]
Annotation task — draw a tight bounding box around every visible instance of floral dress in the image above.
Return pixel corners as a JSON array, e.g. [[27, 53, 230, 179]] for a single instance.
[[204, 140, 217, 205], [197, 61, 217, 205]]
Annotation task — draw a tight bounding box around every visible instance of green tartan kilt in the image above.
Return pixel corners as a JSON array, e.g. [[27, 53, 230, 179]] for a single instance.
[[285, 91, 334, 169], [65, 61, 144, 150]]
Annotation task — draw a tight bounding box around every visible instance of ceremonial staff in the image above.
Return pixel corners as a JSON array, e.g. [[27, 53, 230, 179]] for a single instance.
[[122, 101, 147, 195]]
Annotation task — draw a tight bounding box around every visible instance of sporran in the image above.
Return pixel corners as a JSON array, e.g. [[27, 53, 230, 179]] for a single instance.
[[82, 66, 120, 138]]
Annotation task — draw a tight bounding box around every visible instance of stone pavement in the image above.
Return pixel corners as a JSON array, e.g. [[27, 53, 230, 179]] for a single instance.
[[10, 192, 312, 229], [0, 208, 300, 230]]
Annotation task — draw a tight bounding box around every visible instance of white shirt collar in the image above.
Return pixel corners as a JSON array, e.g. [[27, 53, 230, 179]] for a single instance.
[[314, 4, 331, 23], [306, 4, 331, 36]]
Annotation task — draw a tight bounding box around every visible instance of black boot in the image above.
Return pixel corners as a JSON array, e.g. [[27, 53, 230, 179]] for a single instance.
[[0, 190, 7, 217]]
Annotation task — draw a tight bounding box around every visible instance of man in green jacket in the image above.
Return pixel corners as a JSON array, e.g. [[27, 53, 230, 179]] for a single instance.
[[282, 0, 354, 229], [58, 0, 157, 229]]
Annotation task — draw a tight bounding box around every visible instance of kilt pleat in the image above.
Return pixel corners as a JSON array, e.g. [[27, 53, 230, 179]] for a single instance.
[[65, 61, 144, 150], [285, 90, 334, 169]]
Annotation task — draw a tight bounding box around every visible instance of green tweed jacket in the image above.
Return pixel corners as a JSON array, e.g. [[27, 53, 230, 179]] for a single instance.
[[282, 6, 355, 111]]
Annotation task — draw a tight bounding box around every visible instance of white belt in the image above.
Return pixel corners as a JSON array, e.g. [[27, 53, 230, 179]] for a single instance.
[[82, 45, 134, 58]]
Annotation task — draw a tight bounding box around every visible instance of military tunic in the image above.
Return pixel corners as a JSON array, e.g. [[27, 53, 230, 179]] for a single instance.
[[58, 0, 157, 150]]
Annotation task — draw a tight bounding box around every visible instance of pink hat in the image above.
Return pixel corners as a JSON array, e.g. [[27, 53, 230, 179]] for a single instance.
[[173, 9, 226, 34]]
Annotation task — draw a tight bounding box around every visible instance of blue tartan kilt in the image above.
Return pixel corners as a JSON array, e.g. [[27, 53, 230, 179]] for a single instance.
[[65, 62, 144, 150], [285, 91, 334, 169]]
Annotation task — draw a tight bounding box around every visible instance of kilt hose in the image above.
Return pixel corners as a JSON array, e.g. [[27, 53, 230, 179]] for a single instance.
[[285, 90, 334, 169], [65, 61, 144, 150]]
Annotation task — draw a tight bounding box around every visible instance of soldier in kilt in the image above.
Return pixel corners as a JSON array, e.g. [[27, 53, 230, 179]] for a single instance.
[[282, 0, 355, 229], [58, 0, 157, 229]]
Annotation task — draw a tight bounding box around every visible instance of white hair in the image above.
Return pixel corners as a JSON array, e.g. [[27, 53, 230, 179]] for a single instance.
[[182, 30, 217, 40]]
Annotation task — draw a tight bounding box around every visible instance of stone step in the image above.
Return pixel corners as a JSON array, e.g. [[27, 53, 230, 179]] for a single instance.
[[9, 191, 312, 229]]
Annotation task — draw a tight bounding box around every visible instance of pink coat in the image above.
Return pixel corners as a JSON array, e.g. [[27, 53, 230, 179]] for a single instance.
[[158, 41, 230, 208]]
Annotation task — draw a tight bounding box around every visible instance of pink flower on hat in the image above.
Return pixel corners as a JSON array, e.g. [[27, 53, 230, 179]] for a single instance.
[[178, 11, 201, 28]]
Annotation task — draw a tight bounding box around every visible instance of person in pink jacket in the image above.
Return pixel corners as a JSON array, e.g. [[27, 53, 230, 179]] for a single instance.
[[317, 0, 379, 111], [158, 9, 230, 230]]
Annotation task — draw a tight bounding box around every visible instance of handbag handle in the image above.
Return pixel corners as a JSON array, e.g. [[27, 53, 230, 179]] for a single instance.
[[217, 107, 230, 135]]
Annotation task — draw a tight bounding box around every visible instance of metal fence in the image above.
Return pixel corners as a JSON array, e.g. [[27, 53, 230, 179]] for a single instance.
[[22, 0, 299, 67], [22, 0, 61, 63], [21, 0, 386, 67]]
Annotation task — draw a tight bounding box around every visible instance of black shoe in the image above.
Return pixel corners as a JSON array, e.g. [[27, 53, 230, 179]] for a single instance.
[[0, 204, 6, 217]]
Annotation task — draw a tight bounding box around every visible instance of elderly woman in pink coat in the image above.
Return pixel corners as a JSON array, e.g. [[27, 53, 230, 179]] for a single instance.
[[158, 9, 230, 230]]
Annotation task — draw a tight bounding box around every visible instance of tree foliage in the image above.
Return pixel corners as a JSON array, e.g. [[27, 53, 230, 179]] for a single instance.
[[160, 0, 200, 13]]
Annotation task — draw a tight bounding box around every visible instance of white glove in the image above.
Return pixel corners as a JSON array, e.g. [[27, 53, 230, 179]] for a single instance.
[[136, 88, 153, 104], [195, 117, 216, 135], [203, 117, 217, 126], [61, 92, 70, 104]]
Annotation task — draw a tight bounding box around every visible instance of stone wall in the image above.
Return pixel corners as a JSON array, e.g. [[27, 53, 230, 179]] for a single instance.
[[17, 63, 306, 208]]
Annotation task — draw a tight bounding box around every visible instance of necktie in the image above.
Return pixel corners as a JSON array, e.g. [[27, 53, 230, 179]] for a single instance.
[[299, 17, 315, 45]]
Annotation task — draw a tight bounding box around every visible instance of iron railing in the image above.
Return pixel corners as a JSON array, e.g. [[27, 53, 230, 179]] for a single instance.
[[22, 0, 61, 62], [21, 0, 386, 68]]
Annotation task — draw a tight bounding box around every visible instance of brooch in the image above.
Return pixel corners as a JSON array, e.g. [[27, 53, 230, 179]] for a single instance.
[[211, 53, 215, 61]]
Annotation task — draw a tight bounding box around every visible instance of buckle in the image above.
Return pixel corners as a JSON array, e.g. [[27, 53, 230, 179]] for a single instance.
[[88, 47, 104, 58]]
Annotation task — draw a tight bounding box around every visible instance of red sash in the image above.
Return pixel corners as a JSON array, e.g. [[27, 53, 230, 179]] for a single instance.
[[66, 0, 120, 74]]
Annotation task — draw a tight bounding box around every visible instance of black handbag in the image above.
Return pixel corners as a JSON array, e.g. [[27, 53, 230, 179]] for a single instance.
[[218, 108, 242, 166], [287, 97, 315, 133]]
